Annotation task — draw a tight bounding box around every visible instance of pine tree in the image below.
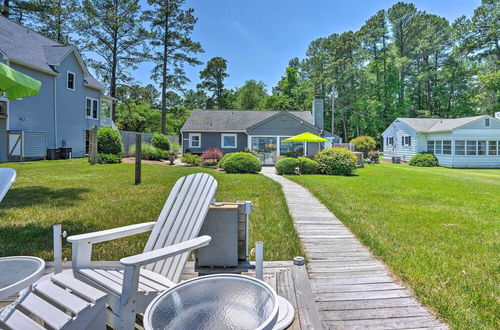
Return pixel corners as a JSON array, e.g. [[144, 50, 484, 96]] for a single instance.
[[197, 57, 229, 109], [144, 0, 203, 133], [75, 0, 149, 121]]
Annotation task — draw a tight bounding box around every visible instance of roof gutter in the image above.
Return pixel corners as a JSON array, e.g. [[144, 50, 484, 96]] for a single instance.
[[8, 58, 57, 76]]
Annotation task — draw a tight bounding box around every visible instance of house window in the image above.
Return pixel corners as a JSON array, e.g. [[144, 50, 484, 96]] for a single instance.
[[455, 140, 465, 155], [85, 130, 90, 154], [387, 136, 394, 146], [488, 141, 497, 155], [189, 133, 201, 148], [67, 71, 75, 91], [435, 141, 442, 155], [478, 141, 487, 155], [427, 141, 434, 154], [86, 97, 98, 119], [221, 134, 237, 148], [466, 140, 477, 155], [443, 140, 452, 155], [0, 100, 7, 118], [402, 136, 411, 146], [485, 118, 490, 127]]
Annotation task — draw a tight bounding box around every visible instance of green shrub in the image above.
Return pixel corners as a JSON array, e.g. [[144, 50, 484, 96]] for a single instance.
[[276, 157, 300, 175], [315, 148, 357, 176], [218, 153, 234, 168], [151, 133, 170, 151], [98, 153, 121, 164], [350, 136, 376, 157], [181, 153, 202, 166], [128, 143, 166, 160], [298, 157, 319, 174], [97, 127, 123, 156], [222, 152, 262, 173], [408, 152, 438, 167]]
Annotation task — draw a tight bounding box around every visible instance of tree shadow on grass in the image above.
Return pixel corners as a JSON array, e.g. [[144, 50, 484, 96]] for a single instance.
[[0, 186, 90, 211], [0, 220, 100, 259]]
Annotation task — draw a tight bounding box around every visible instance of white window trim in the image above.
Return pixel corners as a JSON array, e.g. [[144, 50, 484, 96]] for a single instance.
[[189, 133, 201, 148], [67, 71, 75, 91], [402, 136, 411, 146], [221, 133, 237, 148], [85, 97, 99, 120]]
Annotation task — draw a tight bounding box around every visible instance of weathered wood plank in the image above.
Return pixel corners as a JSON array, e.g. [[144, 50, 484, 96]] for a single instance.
[[322, 306, 431, 321], [323, 315, 444, 329], [311, 282, 404, 293], [290, 265, 323, 330], [316, 297, 422, 311], [315, 289, 413, 302]]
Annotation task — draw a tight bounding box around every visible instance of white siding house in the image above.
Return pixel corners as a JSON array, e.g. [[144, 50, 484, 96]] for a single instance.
[[382, 115, 500, 168]]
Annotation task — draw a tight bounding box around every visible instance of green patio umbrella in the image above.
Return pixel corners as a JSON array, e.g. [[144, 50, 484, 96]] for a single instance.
[[0, 62, 42, 100], [281, 132, 328, 143]]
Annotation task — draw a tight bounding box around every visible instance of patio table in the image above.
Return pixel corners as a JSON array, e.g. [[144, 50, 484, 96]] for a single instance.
[[0, 256, 45, 299], [144, 274, 294, 330]]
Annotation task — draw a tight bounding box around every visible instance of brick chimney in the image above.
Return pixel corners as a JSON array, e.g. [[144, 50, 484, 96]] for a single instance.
[[312, 95, 324, 129]]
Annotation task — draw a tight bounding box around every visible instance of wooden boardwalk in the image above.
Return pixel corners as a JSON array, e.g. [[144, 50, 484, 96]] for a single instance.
[[262, 167, 448, 329]]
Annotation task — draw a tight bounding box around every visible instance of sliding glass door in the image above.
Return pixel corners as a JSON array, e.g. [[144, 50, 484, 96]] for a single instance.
[[251, 137, 277, 165]]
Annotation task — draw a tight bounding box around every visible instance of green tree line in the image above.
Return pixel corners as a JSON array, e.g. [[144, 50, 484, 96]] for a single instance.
[[1, 1, 498, 141]]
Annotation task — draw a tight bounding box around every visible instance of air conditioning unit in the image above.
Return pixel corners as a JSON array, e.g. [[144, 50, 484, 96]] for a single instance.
[[391, 156, 401, 164], [195, 201, 253, 275]]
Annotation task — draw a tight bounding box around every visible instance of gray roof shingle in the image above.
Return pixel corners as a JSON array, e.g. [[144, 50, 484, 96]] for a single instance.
[[0, 16, 103, 90], [181, 110, 314, 132], [398, 116, 485, 132]]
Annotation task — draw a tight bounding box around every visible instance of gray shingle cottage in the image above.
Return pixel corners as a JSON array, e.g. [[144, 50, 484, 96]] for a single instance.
[[181, 96, 340, 165], [382, 115, 500, 168], [0, 16, 114, 162]]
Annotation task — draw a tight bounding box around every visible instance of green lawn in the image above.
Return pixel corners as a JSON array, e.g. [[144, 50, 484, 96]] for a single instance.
[[288, 163, 500, 329], [0, 158, 301, 262]]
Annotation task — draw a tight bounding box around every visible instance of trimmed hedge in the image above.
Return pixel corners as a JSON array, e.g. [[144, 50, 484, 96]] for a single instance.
[[151, 133, 170, 151], [98, 153, 122, 164], [408, 152, 438, 167], [276, 157, 300, 175], [97, 127, 123, 156], [315, 148, 357, 176], [218, 153, 234, 168], [298, 157, 319, 174], [221, 152, 262, 173]]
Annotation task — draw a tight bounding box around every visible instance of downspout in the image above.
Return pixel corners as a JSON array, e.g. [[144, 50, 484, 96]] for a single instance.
[[53, 76, 57, 148]]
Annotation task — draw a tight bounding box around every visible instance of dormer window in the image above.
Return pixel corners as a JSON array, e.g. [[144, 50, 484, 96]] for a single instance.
[[67, 71, 75, 91], [485, 118, 490, 127]]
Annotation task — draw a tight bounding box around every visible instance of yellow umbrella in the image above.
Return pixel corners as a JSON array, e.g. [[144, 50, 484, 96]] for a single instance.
[[0, 62, 41, 100], [281, 132, 327, 143]]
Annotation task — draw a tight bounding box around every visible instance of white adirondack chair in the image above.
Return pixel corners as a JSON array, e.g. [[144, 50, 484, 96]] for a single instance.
[[0, 168, 16, 202], [67, 172, 217, 329], [0, 271, 108, 330]]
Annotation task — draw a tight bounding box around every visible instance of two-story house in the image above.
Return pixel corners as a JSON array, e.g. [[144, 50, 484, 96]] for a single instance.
[[0, 16, 114, 162]]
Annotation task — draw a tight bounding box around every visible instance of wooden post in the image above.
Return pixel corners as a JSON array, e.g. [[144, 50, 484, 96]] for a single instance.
[[135, 133, 141, 184], [89, 126, 98, 164]]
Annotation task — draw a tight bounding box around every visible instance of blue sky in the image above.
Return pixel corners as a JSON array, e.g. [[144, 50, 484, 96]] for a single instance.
[[132, 0, 479, 93]]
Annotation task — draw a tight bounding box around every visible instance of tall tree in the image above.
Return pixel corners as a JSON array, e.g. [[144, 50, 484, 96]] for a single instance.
[[144, 0, 203, 133], [387, 2, 421, 114], [234, 80, 268, 109], [30, 0, 77, 44], [197, 56, 229, 109], [76, 0, 148, 121]]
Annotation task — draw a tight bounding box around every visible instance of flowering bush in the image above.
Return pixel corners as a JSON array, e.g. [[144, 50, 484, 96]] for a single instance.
[[201, 148, 224, 161]]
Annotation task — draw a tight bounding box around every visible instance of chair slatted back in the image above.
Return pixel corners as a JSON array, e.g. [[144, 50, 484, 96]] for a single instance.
[[143, 172, 217, 283], [0, 168, 16, 202]]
